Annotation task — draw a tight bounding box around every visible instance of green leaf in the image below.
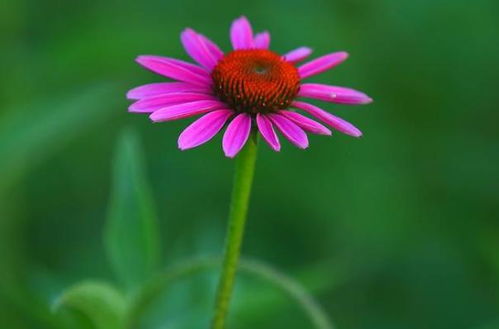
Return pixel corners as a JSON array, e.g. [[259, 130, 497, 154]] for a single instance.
[[105, 129, 160, 292], [52, 281, 127, 329], [127, 257, 334, 329], [0, 82, 119, 329], [238, 259, 334, 329]]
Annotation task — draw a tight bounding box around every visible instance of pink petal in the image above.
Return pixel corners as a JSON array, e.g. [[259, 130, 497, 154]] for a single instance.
[[197, 33, 224, 61], [222, 113, 252, 158], [256, 114, 280, 151], [127, 82, 212, 100], [298, 51, 349, 79], [298, 83, 372, 105], [230, 16, 254, 49], [254, 31, 270, 49], [284, 47, 312, 63], [149, 100, 225, 122], [139, 55, 208, 76], [178, 109, 234, 150], [136, 55, 211, 86], [278, 110, 331, 135], [267, 113, 309, 149], [292, 101, 362, 137], [181, 28, 219, 70], [129, 93, 217, 113]]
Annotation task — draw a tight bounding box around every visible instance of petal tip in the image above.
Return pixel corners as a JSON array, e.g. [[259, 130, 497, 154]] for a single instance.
[[149, 112, 161, 122], [224, 150, 237, 158], [348, 128, 363, 137], [338, 51, 349, 59], [177, 139, 189, 150], [126, 90, 135, 100], [223, 142, 244, 158], [128, 103, 141, 112], [232, 15, 250, 27], [135, 55, 148, 64]]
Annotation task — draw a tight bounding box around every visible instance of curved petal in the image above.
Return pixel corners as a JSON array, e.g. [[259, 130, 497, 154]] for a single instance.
[[254, 31, 270, 49], [298, 83, 372, 105], [136, 55, 211, 86], [278, 110, 331, 135], [129, 93, 216, 113], [284, 47, 312, 63], [127, 82, 212, 100], [268, 113, 309, 149], [222, 113, 252, 158], [149, 100, 225, 122], [256, 114, 280, 151], [197, 33, 224, 60], [181, 28, 219, 70], [230, 16, 254, 49], [178, 109, 234, 150], [298, 51, 349, 79], [292, 101, 362, 137]]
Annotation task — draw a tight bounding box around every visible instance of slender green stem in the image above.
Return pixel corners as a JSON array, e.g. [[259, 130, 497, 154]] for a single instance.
[[211, 137, 258, 329]]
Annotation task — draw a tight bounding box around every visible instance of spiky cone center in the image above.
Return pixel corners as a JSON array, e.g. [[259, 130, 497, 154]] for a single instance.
[[212, 49, 300, 114]]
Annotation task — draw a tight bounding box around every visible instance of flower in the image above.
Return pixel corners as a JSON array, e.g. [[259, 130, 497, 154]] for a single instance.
[[127, 16, 372, 158]]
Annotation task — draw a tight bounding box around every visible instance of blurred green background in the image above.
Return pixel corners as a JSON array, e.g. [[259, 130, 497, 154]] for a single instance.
[[1, 0, 499, 328]]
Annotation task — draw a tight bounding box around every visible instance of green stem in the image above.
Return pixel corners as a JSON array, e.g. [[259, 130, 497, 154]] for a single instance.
[[211, 137, 258, 329]]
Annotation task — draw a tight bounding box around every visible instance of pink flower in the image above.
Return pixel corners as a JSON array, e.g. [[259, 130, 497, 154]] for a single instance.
[[128, 16, 372, 158]]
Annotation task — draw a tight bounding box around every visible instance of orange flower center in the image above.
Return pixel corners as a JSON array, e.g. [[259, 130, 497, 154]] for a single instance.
[[212, 49, 300, 114]]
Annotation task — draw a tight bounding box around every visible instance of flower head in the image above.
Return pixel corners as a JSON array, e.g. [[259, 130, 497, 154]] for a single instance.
[[128, 16, 372, 158]]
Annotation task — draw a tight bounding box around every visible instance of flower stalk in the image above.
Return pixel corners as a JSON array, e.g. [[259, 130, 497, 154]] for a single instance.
[[211, 136, 258, 329]]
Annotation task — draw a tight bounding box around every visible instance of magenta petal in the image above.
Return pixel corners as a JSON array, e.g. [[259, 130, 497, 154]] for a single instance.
[[138, 55, 208, 76], [222, 113, 252, 158], [127, 82, 212, 100], [178, 109, 234, 150], [284, 47, 312, 63], [149, 100, 225, 122], [278, 110, 331, 135], [298, 51, 349, 79], [254, 31, 270, 49], [268, 113, 309, 149], [292, 101, 362, 137], [181, 28, 219, 70], [230, 16, 254, 49], [129, 93, 216, 113], [256, 114, 280, 151], [136, 55, 211, 86], [197, 33, 224, 60], [298, 83, 372, 105]]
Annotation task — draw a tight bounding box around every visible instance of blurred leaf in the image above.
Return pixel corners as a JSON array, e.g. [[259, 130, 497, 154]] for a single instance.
[[0, 82, 119, 329], [127, 256, 334, 329], [105, 129, 160, 292], [52, 280, 127, 329], [0, 82, 119, 191], [238, 259, 334, 329], [127, 257, 218, 328]]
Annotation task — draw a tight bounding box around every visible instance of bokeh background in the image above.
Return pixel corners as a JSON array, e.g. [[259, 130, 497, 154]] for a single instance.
[[1, 0, 499, 328]]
